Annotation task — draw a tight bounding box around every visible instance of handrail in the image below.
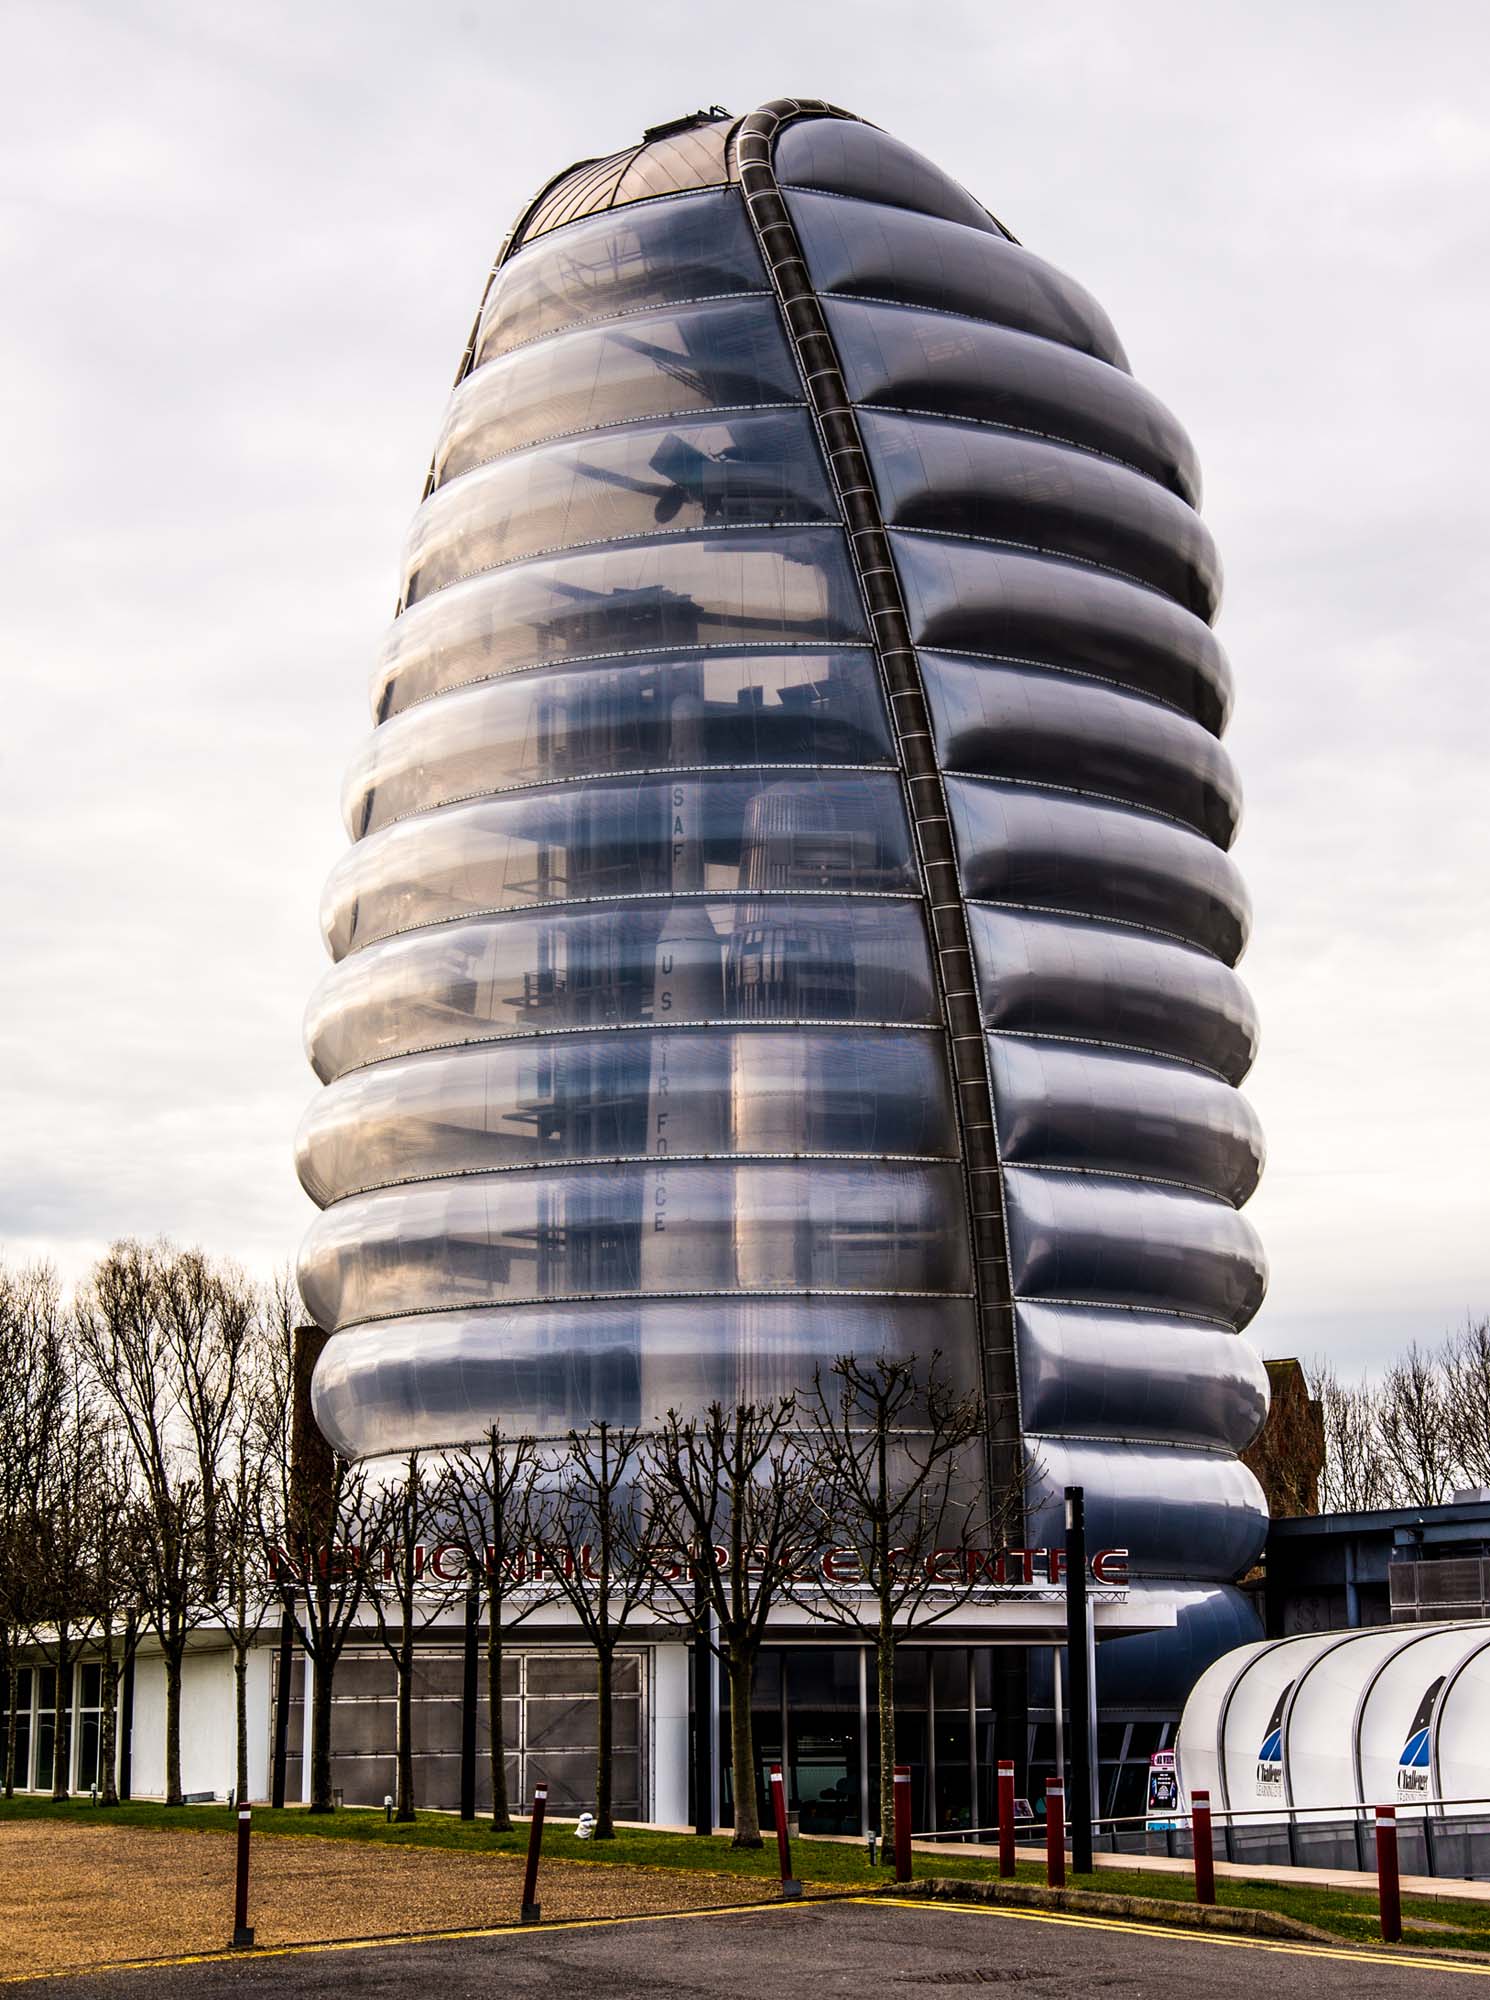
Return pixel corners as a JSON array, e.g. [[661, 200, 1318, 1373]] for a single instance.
[[908, 1793, 1490, 1840]]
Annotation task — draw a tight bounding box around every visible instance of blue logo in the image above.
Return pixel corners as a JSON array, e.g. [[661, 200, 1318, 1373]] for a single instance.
[[1397, 1678, 1443, 1797], [1255, 1681, 1293, 1799]]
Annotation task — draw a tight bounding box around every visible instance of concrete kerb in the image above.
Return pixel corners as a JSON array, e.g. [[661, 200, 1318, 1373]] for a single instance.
[[908, 1874, 1340, 1943]]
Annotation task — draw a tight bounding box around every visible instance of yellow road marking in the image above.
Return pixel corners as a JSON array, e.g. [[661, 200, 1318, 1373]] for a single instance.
[[0, 1896, 819, 1986], [860, 1895, 1490, 1977]]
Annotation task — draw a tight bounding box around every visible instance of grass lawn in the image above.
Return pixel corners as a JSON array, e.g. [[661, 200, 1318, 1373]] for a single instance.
[[3, 1797, 1488, 1955]]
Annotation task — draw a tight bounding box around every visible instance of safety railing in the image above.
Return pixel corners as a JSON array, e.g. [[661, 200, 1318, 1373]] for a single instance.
[[908, 1790, 1475, 1942]]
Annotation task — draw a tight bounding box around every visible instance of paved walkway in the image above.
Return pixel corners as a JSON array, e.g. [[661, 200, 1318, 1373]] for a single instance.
[[8, 1895, 1488, 1997]]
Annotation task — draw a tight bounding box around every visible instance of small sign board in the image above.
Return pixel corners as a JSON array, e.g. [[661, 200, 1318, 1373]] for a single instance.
[[1145, 1750, 1179, 1831], [1013, 1796, 1035, 1822]]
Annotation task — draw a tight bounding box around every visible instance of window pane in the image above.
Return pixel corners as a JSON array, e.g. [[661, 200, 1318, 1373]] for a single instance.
[[322, 773, 917, 958], [827, 298, 1198, 503], [947, 777, 1250, 966], [1016, 1301, 1270, 1451], [298, 1159, 974, 1332], [403, 413, 836, 606], [966, 904, 1258, 1084], [345, 649, 893, 837], [1025, 1435, 1268, 1582], [775, 118, 1003, 235], [891, 530, 1231, 733], [860, 410, 1219, 620], [921, 651, 1238, 846], [1002, 1167, 1267, 1328], [306, 897, 939, 1082], [299, 1025, 955, 1203], [374, 529, 868, 719], [312, 1296, 980, 1455], [987, 1035, 1263, 1204], [476, 190, 764, 362], [788, 189, 1127, 368], [437, 300, 802, 481]]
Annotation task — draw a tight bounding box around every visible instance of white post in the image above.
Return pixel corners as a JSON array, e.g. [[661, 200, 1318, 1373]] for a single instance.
[[300, 1650, 314, 1806]]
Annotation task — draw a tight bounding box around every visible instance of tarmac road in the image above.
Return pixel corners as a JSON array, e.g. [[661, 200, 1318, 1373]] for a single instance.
[[10, 1895, 1490, 1998]]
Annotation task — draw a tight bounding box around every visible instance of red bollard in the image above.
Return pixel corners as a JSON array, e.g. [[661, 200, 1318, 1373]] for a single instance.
[[997, 1760, 1016, 1879], [893, 1763, 913, 1883], [1045, 1779, 1066, 1889], [1376, 1804, 1402, 1944], [769, 1763, 802, 1898], [1192, 1788, 1215, 1906], [231, 1805, 254, 1949], [521, 1783, 548, 1923]]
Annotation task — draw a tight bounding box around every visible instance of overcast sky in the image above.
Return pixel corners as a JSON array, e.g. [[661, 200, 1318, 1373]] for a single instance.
[[4, 0, 1486, 1372]]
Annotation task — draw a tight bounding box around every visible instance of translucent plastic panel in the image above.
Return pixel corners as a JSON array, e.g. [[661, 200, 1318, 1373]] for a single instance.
[[297, 1159, 973, 1331], [436, 301, 803, 481], [312, 1295, 980, 1456], [1002, 1166, 1267, 1328], [1015, 1301, 1269, 1451], [861, 410, 1219, 620], [296, 1026, 957, 1204], [1025, 1436, 1269, 1582], [1216, 1633, 1341, 1817], [894, 532, 1230, 735], [987, 1036, 1264, 1203], [373, 530, 868, 720], [947, 778, 1251, 965], [967, 906, 1258, 1084], [788, 189, 1128, 370], [402, 413, 836, 606], [322, 772, 917, 958], [304, 898, 940, 1082], [826, 298, 1199, 503], [345, 649, 894, 837], [922, 654, 1238, 846], [476, 190, 764, 363], [774, 118, 1003, 236]]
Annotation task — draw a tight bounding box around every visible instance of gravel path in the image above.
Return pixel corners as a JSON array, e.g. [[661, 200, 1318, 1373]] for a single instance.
[[0, 1822, 782, 1980]]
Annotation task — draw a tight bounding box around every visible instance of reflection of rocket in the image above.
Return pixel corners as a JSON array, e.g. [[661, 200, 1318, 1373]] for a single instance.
[[1397, 1677, 1443, 1797], [639, 740, 729, 1406]]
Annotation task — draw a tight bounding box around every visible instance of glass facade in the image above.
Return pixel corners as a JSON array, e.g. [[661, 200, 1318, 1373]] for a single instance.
[[298, 104, 1269, 1667]]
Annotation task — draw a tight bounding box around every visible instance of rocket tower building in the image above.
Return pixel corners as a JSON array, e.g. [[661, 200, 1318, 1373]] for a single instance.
[[297, 101, 1271, 1667]]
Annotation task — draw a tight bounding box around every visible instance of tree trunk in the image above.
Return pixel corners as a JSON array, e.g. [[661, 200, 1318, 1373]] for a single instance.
[[396, 1623, 415, 1821], [233, 1641, 250, 1805], [50, 1643, 73, 1801], [727, 1649, 761, 1847], [487, 1608, 510, 1832], [164, 1642, 184, 1807], [99, 1640, 120, 1808], [2, 1639, 15, 1798], [876, 1624, 897, 1854], [309, 1652, 334, 1812], [594, 1642, 615, 1839]]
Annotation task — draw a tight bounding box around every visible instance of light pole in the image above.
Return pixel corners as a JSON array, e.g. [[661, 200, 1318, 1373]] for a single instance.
[[1064, 1485, 1094, 1874]]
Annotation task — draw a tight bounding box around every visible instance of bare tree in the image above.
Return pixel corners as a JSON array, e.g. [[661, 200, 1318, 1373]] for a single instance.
[[646, 1398, 819, 1848], [28, 1366, 103, 1799], [536, 1422, 667, 1838], [1444, 1319, 1490, 1490], [795, 1353, 990, 1842], [1378, 1343, 1459, 1507], [439, 1426, 553, 1831], [74, 1241, 206, 1805], [88, 1427, 140, 1807], [270, 1448, 372, 1812], [1310, 1359, 1394, 1514], [363, 1452, 454, 1821], [0, 1262, 68, 1796], [208, 1334, 282, 1806]]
